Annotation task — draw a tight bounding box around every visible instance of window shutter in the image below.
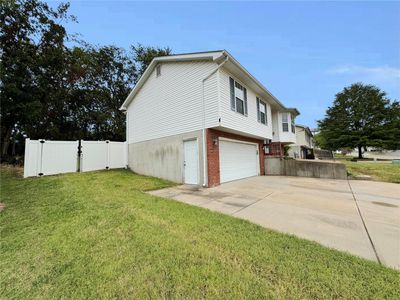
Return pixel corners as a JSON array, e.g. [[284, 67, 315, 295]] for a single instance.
[[256, 98, 260, 122], [229, 77, 235, 111], [243, 87, 248, 116]]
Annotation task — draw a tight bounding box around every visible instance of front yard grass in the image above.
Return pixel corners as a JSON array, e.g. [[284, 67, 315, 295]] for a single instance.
[[339, 159, 400, 183], [1, 167, 399, 299]]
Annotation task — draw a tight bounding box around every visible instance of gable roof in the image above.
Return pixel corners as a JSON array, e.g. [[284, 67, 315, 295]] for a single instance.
[[120, 50, 300, 116]]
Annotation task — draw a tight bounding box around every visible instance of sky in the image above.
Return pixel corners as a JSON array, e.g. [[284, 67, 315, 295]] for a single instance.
[[50, 1, 400, 128]]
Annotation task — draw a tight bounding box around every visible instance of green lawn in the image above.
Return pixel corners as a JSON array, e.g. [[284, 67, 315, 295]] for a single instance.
[[1, 168, 399, 299], [338, 159, 400, 183]]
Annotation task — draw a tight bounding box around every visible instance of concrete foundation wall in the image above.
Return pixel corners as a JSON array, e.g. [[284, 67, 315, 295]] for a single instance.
[[128, 130, 205, 185], [264, 157, 282, 175], [265, 158, 347, 179]]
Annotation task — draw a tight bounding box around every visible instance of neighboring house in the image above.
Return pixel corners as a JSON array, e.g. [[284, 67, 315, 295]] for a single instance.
[[120, 50, 300, 187], [288, 125, 314, 159]]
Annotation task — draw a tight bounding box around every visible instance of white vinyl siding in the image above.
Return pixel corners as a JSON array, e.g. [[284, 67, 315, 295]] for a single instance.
[[306, 133, 311, 146], [127, 61, 219, 143], [294, 126, 313, 148], [219, 69, 272, 139], [274, 112, 296, 143]]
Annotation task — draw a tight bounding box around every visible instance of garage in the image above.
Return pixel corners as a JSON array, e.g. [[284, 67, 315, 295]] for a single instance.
[[219, 139, 259, 183]]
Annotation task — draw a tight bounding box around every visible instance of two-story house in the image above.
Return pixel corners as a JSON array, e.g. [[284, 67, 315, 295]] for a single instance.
[[120, 50, 300, 187], [288, 125, 314, 159]]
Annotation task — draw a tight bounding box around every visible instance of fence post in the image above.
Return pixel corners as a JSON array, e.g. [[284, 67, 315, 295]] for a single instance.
[[124, 141, 128, 168], [106, 140, 110, 169], [23, 138, 30, 178], [38, 140, 45, 176], [77, 140, 82, 172]]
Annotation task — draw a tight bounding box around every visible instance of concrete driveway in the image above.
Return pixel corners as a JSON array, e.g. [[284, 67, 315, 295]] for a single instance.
[[149, 176, 400, 269]]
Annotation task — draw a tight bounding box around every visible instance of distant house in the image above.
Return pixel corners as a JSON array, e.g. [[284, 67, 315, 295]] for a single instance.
[[120, 50, 300, 187], [288, 125, 314, 159]]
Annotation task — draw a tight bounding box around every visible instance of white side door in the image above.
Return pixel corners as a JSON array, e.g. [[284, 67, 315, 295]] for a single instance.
[[183, 139, 199, 184]]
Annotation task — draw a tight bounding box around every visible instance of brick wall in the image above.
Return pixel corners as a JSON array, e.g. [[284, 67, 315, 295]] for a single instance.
[[206, 128, 265, 187]]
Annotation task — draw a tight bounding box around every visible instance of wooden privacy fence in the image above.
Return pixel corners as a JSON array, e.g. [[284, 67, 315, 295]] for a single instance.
[[23, 139, 127, 178]]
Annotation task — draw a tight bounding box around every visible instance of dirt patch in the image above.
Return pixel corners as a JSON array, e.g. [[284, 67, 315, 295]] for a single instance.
[[0, 203, 5, 212], [1, 164, 23, 177]]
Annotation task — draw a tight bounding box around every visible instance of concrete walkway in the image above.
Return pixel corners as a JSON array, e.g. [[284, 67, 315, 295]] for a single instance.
[[149, 176, 400, 269]]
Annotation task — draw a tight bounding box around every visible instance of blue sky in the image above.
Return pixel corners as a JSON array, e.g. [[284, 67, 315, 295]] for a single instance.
[[52, 1, 400, 128]]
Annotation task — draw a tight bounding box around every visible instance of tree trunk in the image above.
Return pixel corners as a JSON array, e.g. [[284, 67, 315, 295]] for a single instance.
[[358, 145, 363, 159], [1, 126, 12, 157]]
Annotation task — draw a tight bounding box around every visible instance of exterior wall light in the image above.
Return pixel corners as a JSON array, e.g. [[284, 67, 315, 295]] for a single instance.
[[213, 137, 218, 146]]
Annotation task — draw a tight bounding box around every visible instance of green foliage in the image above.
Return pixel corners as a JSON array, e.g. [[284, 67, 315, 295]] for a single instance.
[[131, 44, 172, 82], [318, 83, 400, 158], [0, 0, 172, 157], [313, 133, 327, 149], [1, 168, 399, 298], [0, 0, 74, 155], [283, 144, 290, 157]]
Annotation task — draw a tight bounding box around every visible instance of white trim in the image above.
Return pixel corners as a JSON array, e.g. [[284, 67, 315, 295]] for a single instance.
[[219, 137, 259, 147], [120, 51, 226, 110], [218, 137, 260, 177], [23, 138, 30, 178], [230, 75, 248, 117], [218, 138, 260, 182], [183, 138, 200, 185], [201, 55, 229, 187], [223, 52, 298, 114], [120, 50, 300, 116], [257, 97, 268, 126], [217, 68, 222, 122]]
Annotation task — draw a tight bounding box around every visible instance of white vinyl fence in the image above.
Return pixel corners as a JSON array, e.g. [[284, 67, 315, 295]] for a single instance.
[[81, 140, 127, 172], [23, 139, 127, 178]]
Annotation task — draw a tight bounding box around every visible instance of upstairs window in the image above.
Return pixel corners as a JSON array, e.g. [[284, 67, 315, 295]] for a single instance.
[[282, 112, 289, 132], [230, 77, 248, 116], [256, 98, 267, 125]]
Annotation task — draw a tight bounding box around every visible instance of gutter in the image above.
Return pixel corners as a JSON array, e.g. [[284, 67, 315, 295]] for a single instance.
[[201, 53, 229, 187]]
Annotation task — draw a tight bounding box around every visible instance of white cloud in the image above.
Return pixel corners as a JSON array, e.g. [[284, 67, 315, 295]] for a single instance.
[[328, 65, 400, 81]]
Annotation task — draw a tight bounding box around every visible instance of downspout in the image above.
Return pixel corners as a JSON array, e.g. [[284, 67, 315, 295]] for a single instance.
[[201, 54, 229, 187], [125, 110, 129, 168]]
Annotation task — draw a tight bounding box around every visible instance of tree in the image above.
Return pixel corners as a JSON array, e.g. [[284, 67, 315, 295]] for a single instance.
[[0, 0, 74, 156], [318, 83, 400, 158], [1, 0, 172, 158], [66, 44, 171, 142], [131, 44, 172, 83], [67, 45, 136, 141]]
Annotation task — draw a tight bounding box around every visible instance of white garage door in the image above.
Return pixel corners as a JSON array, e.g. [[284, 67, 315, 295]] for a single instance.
[[219, 139, 259, 183]]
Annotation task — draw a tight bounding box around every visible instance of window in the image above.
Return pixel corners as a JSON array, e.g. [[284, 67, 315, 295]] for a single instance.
[[156, 64, 161, 77], [291, 116, 295, 133], [230, 77, 247, 115], [282, 112, 289, 132], [257, 98, 267, 125]]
